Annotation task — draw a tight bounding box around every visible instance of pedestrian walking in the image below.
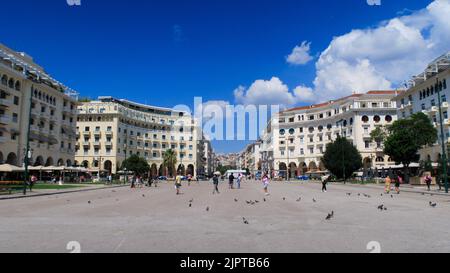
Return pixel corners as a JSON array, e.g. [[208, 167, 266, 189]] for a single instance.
[[262, 173, 270, 196], [175, 173, 182, 195], [212, 174, 220, 194], [425, 174, 432, 191], [228, 173, 235, 189], [131, 176, 136, 188], [384, 175, 391, 194], [395, 173, 402, 194], [187, 174, 192, 186], [321, 175, 329, 192], [236, 173, 242, 189], [107, 173, 113, 185], [30, 174, 37, 192]]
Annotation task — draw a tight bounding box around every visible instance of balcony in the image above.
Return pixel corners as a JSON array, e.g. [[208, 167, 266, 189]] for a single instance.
[[83, 142, 90, 147], [443, 102, 449, 108], [93, 141, 101, 147], [105, 131, 113, 137], [0, 98, 11, 107], [82, 131, 91, 137], [105, 141, 113, 147], [0, 115, 9, 124], [430, 106, 438, 113], [93, 130, 101, 136]]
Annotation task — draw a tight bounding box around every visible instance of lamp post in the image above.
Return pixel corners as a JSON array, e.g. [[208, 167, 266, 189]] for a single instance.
[[286, 142, 290, 181], [23, 83, 37, 195], [337, 119, 346, 183], [436, 77, 449, 193]]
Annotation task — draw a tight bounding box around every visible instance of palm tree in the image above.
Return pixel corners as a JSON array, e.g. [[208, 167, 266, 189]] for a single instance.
[[163, 149, 177, 177]]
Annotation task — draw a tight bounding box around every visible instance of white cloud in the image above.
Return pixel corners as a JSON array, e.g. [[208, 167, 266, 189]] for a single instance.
[[234, 77, 296, 107], [232, 0, 450, 107], [233, 77, 317, 107], [293, 85, 317, 103], [309, 0, 450, 101], [286, 41, 313, 65]]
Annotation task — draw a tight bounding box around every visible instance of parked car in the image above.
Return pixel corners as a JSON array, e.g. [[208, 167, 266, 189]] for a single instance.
[[296, 175, 309, 181]]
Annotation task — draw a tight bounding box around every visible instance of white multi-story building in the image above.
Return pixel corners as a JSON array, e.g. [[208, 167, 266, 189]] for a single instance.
[[75, 97, 206, 176], [395, 52, 450, 164], [238, 141, 262, 175], [0, 43, 78, 167], [268, 90, 400, 178], [201, 139, 215, 177]]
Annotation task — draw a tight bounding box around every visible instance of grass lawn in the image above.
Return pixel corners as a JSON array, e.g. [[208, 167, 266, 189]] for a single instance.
[[32, 184, 85, 190]]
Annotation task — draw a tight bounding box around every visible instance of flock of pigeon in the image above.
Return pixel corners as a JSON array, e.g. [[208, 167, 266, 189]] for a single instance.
[[76, 186, 442, 225]]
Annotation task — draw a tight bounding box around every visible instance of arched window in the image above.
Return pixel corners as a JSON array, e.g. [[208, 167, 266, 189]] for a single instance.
[[289, 128, 295, 135], [374, 115, 381, 123], [362, 116, 369, 123], [385, 115, 393, 123], [1, 75, 7, 86], [279, 129, 286, 136], [318, 126, 324, 132], [308, 127, 314, 133], [376, 156, 384, 162], [14, 81, 20, 91], [8, 78, 14, 88]]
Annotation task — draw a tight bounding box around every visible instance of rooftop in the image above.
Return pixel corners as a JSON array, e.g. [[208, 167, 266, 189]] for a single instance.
[[283, 90, 400, 113]]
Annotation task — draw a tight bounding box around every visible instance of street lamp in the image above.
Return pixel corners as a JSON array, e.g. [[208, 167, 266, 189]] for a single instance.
[[436, 77, 449, 193], [337, 119, 346, 183], [23, 82, 39, 195], [286, 142, 290, 181]]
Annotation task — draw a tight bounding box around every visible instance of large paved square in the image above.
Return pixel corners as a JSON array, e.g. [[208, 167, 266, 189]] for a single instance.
[[0, 180, 449, 253]]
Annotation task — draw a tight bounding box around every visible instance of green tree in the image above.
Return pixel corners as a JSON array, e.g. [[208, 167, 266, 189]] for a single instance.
[[163, 149, 177, 177], [121, 155, 150, 175], [370, 126, 388, 144], [384, 112, 437, 170], [322, 136, 363, 180], [217, 165, 233, 175]]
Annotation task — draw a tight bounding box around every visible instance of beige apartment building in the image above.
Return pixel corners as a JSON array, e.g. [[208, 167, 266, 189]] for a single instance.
[[75, 97, 206, 176], [395, 52, 450, 164], [0, 44, 78, 167], [260, 90, 400, 178]]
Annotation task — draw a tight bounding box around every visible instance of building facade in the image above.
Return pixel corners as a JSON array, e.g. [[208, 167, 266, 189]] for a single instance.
[[268, 90, 400, 178], [395, 52, 450, 164], [201, 139, 215, 177], [75, 97, 205, 176], [238, 141, 262, 175], [0, 44, 78, 167]]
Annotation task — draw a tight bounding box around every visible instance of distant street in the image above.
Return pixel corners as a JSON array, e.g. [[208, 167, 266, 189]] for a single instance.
[[0, 180, 449, 253]]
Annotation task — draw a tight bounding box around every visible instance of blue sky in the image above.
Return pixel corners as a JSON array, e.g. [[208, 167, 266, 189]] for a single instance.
[[1, 0, 444, 153]]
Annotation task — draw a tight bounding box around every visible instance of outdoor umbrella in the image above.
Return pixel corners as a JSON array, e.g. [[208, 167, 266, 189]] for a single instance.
[[0, 164, 24, 172]]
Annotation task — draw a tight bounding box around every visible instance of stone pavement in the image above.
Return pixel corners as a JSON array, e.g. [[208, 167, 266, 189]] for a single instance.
[[0, 180, 449, 253]]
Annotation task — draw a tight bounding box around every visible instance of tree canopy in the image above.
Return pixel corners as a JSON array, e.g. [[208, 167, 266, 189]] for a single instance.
[[121, 155, 150, 175], [384, 112, 437, 167], [163, 149, 177, 176], [322, 136, 363, 180]]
